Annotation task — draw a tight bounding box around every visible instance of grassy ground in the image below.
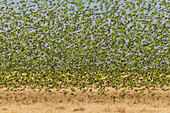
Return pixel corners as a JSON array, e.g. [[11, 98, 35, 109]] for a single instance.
[[0, 70, 169, 113]]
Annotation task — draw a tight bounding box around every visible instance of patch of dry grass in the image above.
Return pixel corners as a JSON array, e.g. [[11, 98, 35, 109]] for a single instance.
[[0, 71, 169, 113]]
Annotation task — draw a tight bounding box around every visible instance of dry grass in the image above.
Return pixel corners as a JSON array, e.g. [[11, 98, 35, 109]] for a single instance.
[[0, 71, 169, 113]]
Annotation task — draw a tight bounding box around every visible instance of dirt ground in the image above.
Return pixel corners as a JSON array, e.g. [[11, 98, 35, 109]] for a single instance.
[[0, 71, 169, 113]]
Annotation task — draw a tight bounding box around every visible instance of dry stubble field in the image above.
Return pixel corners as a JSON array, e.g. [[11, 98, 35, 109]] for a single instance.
[[0, 71, 169, 113]]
